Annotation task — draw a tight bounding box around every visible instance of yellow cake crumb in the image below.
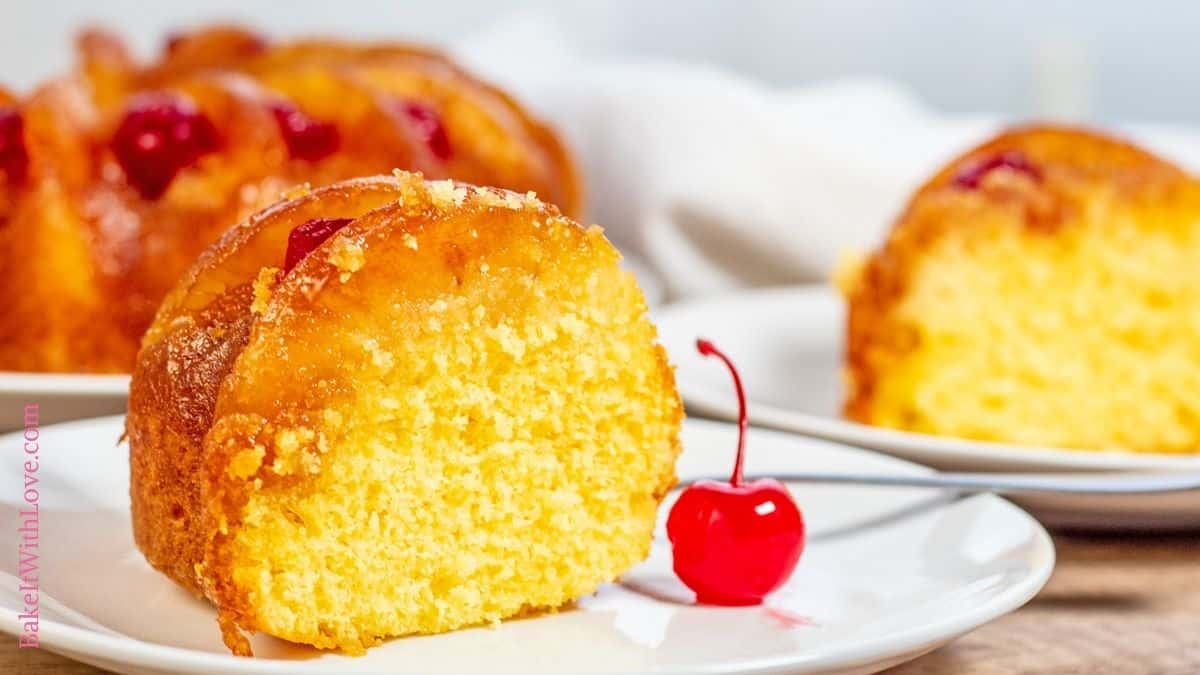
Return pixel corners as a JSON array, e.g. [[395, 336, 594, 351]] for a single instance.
[[251, 267, 280, 315], [228, 446, 266, 479], [327, 237, 366, 282], [428, 179, 468, 208]]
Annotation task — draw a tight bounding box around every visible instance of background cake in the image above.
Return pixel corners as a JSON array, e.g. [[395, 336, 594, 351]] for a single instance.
[[126, 171, 680, 655], [841, 125, 1200, 454], [0, 25, 579, 373]]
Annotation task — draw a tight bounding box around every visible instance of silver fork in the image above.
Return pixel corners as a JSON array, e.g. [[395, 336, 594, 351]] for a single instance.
[[682, 471, 1200, 495]]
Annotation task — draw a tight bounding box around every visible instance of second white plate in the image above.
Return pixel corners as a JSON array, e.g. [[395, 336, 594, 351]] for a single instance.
[[654, 285, 1200, 529], [0, 372, 129, 433]]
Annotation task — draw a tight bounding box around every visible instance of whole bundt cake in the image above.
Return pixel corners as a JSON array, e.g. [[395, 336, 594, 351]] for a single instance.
[[0, 26, 579, 373], [126, 171, 681, 655], [841, 124, 1200, 454]]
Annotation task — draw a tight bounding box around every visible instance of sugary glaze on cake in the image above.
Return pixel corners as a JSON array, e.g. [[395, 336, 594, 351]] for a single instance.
[[126, 171, 681, 655], [841, 125, 1200, 453], [0, 26, 580, 373]]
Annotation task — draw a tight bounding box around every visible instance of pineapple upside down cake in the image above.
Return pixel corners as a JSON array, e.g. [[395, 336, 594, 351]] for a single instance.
[[0, 25, 579, 372]]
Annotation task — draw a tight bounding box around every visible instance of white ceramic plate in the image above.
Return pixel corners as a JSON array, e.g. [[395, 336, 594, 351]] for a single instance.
[[0, 372, 129, 433], [0, 415, 1051, 675], [655, 285, 1200, 529]]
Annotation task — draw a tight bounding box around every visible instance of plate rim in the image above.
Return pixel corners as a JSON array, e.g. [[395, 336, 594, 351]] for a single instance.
[[656, 284, 1200, 472], [0, 371, 130, 396], [0, 415, 1054, 675]]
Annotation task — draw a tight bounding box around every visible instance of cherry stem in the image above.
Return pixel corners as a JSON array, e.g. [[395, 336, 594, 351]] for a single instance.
[[696, 338, 747, 487]]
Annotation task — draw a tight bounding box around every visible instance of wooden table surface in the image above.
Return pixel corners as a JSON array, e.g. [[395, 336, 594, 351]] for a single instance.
[[5, 531, 1198, 675]]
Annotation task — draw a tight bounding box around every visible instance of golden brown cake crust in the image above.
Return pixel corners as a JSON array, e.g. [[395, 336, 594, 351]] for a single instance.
[[127, 282, 255, 596], [127, 176, 407, 653], [0, 25, 580, 373], [127, 172, 681, 655], [842, 124, 1200, 445]]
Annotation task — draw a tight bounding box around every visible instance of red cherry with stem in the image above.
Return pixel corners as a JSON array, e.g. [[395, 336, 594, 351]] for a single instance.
[[0, 108, 29, 184], [111, 93, 220, 199], [952, 150, 1040, 189], [270, 102, 340, 161], [399, 101, 452, 160], [666, 339, 805, 606], [283, 217, 352, 272]]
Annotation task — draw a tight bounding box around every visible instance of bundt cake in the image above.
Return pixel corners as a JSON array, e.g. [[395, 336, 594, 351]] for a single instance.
[[126, 171, 681, 655], [0, 25, 579, 373], [841, 124, 1200, 454]]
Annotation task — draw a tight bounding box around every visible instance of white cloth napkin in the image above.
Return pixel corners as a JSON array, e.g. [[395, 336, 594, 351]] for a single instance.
[[453, 16, 1200, 303]]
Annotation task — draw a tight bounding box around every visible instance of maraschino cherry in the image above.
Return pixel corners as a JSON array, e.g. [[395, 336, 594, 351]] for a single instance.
[[283, 217, 352, 272], [666, 339, 805, 606], [952, 150, 1040, 189], [270, 102, 340, 161], [399, 101, 452, 160], [111, 93, 220, 199]]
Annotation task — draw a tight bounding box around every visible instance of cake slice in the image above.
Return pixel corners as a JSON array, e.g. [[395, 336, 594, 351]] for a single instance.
[[126, 171, 681, 655], [842, 125, 1200, 454]]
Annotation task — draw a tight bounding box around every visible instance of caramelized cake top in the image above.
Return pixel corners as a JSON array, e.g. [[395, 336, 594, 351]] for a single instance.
[[0, 25, 580, 372]]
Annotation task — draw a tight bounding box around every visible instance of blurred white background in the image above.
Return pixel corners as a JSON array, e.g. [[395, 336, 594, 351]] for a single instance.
[[8, 0, 1200, 300], [3, 0, 1197, 124]]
